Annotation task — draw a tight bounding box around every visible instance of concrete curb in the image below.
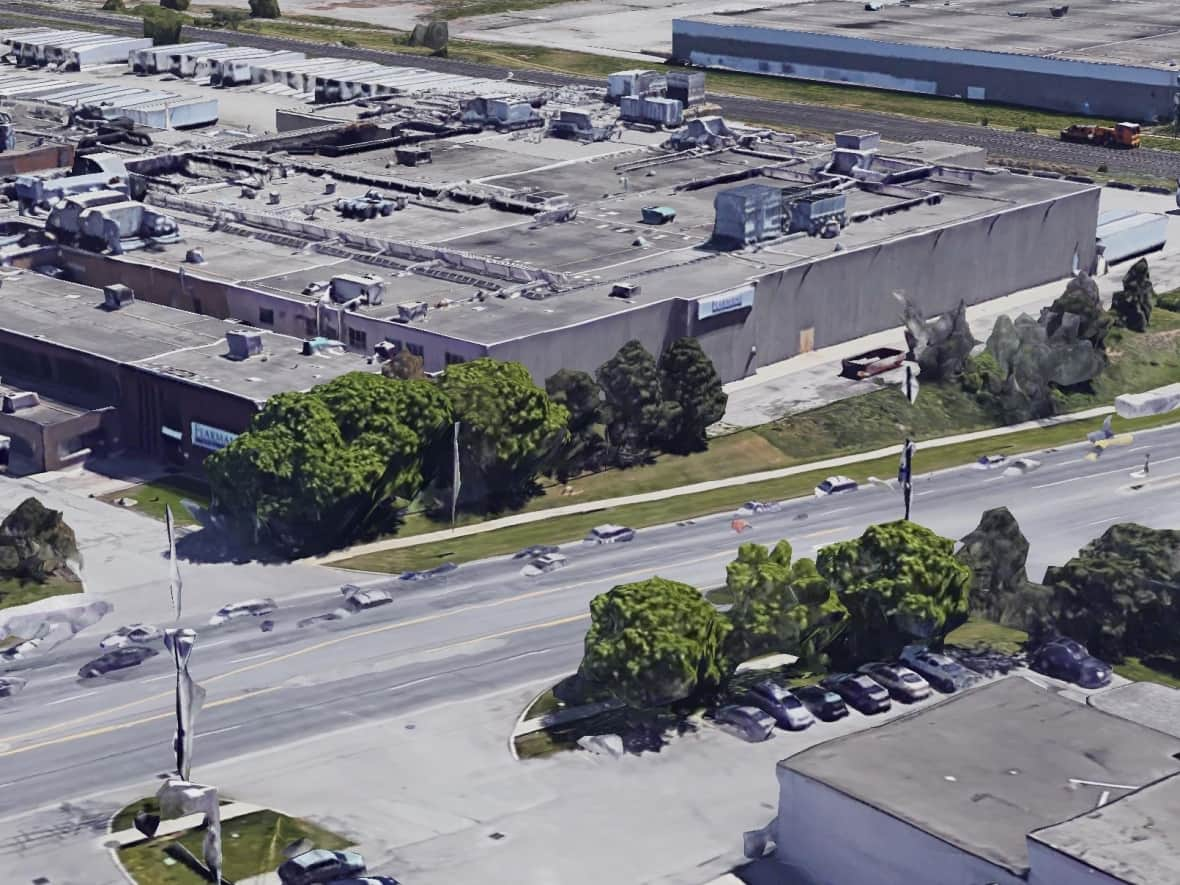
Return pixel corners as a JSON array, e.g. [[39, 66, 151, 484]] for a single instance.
[[101, 802, 265, 849], [512, 698, 627, 739], [307, 405, 1118, 565]]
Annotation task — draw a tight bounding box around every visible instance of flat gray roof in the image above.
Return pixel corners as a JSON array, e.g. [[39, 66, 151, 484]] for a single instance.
[[683, 0, 1180, 71], [0, 271, 375, 401], [1030, 772, 1180, 885], [779, 677, 1180, 875]]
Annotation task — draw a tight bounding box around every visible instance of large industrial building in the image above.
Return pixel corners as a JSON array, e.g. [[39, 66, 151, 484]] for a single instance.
[[673, 0, 1180, 120], [773, 678, 1180, 885]]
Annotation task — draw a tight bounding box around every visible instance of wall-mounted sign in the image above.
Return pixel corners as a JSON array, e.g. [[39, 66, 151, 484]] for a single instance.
[[161, 426, 183, 441], [697, 284, 755, 320], [191, 421, 238, 451]]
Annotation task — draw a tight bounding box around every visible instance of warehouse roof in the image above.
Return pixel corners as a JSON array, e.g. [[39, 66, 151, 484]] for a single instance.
[[0, 271, 374, 401], [779, 677, 1180, 876], [1030, 772, 1180, 885], [681, 0, 1180, 72]]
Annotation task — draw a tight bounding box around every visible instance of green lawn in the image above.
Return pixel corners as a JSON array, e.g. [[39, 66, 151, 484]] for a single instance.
[[945, 618, 1028, 655], [111, 797, 233, 836], [1115, 656, 1180, 689], [705, 587, 735, 606], [99, 476, 211, 526], [524, 687, 564, 720], [0, 576, 83, 611], [119, 810, 351, 885], [514, 728, 577, 759]]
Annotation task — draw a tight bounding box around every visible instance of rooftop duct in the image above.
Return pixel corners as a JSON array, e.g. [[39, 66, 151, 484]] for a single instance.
[[226, 328, 264, 360]]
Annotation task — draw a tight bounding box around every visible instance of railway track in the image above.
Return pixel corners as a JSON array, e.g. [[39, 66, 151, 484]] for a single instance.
[[3, 0, 1179, 180]]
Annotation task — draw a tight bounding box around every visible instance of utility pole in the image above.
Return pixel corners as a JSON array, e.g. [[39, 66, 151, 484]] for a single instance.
[[450, 421, 461, 531], [899, 437, 915, 521]]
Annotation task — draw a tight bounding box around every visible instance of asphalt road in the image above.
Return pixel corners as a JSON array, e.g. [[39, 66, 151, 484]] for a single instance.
[[4, 1, 1180, 179], [2, 421, 1179, 818]]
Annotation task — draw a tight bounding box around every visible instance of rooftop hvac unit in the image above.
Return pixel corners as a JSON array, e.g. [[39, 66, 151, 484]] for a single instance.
[[396, 301, 429, 323], [2, 391, 40, 413], [226, 328, 264, 360], [103, 283, 134, 309], [395, 147, 432, 167], [611, 283, 641, 299]]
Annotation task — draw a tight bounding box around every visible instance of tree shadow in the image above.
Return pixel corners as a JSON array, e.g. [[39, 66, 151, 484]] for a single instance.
[[944, 643, 1028, 677]]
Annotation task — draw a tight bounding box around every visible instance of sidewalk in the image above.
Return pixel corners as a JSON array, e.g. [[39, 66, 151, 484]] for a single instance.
[[309, 405, 1115, 565]]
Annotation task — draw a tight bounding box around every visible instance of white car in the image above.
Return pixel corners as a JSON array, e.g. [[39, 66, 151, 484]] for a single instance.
[[974, 454, 1007, 470], [99, 623, 160, 649], [522, 553, 568, 576], [900, 644, 981, 693], [1003, 457, 1041, 477], [584, 524, 636, 545], [736, 500, 782, 516], [858, 662, 932, 702], [209, 598, 277, 626], [0, 637, 43, 665], [815, 475, 858, 496], [341, 589, 393, 613]]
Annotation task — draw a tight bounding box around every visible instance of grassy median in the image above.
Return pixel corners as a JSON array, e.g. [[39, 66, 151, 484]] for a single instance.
[[98, 475, 210, 526]]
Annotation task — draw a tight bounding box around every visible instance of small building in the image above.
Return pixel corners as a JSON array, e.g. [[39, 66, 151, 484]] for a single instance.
[[773, 678, 1180, 885]]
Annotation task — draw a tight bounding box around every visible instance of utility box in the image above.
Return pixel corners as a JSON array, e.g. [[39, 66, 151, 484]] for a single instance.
[[226, 328, 264, 360], [713, 184, 783, 248], [611, 282, 642, 299], [395, 147, 432, 167], [607, 69, 667, 101], [667, 71, 706, 106], [834, 130, 881, 151], [2, 391, 40, 413], [103, 283, 135, 310], [330, 273, 385, 305]]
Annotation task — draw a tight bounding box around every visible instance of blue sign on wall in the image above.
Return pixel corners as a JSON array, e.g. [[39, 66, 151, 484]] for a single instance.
[[697, 285, 755, 320], [191, 421, 238, 451]]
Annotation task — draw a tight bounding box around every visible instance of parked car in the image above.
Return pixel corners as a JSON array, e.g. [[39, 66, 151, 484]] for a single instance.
[[78, 645, 158, 678], [975, 454, 1007, 469], [0, 676, 27, 698], [209, 598, 277, 626], [714, 705, 776, 742], [793, 684, 849, 721], [900, 645, 982, 693], [815, 476, 858, 497], [342, 589, 393, 613], [277, 848, 367, 885], [513, 544, 559, 560], [522, 553, 568, 576], [858, 662, 931, 702], [1031, 638, 1112, 689], [742, 681, 814, 730], [821, 673, 891, 714], [584, 524, 636, 545], [736, 501, 782, 516], [100, 623, 160, 649]]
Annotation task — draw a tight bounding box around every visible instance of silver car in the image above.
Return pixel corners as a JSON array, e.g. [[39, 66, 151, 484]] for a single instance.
[[900, 645, 981, 693], [715, 704, 776, 742], [858, 662, 931, 702]]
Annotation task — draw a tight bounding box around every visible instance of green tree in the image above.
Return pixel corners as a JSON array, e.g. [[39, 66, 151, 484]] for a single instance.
[[101, 0, 126, 10], [545, 368, 606, 482], [1043, 523, 1180, 662], [658, 337, 727, 453], [208, 6, 249, 28], [160, 0, 190, 11], [723, 540, 847, 669], [381, 349, 425, 381], [580, 577, 731, 708], [1043, 274, 1112, 351], [596, 340, 674, 465], [817, 521, 971, 663], [248, 0, 281, 17], [955, 507, 1051, 632], [438, 359, 568, 512], [142, 7, 184, 44], [1110, 258, 1154, 332]]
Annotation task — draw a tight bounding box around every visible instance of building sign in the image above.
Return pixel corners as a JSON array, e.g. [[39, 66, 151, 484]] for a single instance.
[[161, 426, 183, 442], [697, 285, 755, 320], [191, 421, 238, 451]]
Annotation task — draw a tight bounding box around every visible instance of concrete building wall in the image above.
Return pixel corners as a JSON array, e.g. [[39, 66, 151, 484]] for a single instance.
[[672, 20, 1180, 120], [775, 768, 1026, 885], [0, 408, 112, 474], [56, 248, 235, 318], [1025, 840, 1128, 885]]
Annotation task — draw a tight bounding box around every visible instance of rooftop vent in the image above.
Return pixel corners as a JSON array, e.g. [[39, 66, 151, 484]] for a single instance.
[[103, 284, 134, 310], [2, 391, 40, 413], [226, 328, 264, 360], [611, 283, 641, 299], [396, 301, 429, 323], [185, 247, 205, 264], [302, 337, 343, 356]]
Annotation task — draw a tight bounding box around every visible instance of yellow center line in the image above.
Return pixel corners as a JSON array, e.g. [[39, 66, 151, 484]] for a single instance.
[[0, 614, 591, 759], [0, 550, 728, 746]]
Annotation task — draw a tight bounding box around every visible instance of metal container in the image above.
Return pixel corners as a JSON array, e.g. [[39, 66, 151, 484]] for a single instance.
[[641, 96, 683, 126], [666, 71, 706, 106], [713, 183, 783, 247], [619, 95, 643, 121]]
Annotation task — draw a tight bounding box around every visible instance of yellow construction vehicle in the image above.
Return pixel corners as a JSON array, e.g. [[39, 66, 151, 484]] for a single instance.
[[1059, 122, 1141, 148]]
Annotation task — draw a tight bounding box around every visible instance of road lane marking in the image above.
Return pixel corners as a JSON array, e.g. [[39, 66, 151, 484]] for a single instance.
[[0, 613, 589, 758], [46, 691, 98, 706], [1084, 515, 1126, 527], [228, 652, 274, 664], [802, 526, 847, 540], [197, 725, 241, 738], [143, 674, 176, 683], [388, 675, 441, 693], [1032, 455, 1180, 489], [0, 550, 727, 746]]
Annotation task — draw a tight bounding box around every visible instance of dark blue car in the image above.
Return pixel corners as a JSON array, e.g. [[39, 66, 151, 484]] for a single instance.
[[1032, 638, 1111, 689]]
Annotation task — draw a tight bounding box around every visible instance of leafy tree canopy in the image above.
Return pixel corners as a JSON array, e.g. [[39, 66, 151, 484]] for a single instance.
[[659, 337, 727, 454], [545, 368, 607, 482], [581, 577, 731, 708], [596, 340, 674, 464], [248, 0, 281, 17], [817, 520, 971, 662], [724, 540, 847, 669]]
